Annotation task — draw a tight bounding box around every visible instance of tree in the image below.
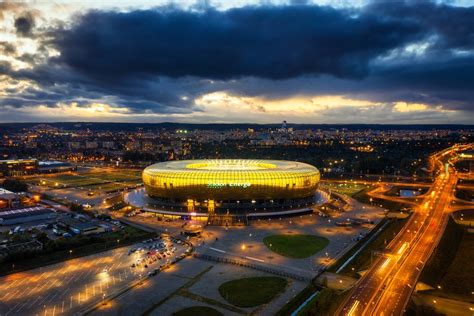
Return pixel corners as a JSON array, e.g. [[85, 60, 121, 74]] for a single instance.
[[70, 203, 84, 213], [1, 179, 28, 192]]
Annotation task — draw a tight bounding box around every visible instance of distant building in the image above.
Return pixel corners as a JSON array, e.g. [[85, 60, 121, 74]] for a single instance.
[[68, 142, 82, 150], [0, 159, 39, 176], [0, 188, 19, 209], [85, 141, 99, 149], [0, 159, 75, 176], [102, 141, 115, 149], [38, 161, 76, 173], [0, 207, 56, 225], [57, 218, 105, 235]]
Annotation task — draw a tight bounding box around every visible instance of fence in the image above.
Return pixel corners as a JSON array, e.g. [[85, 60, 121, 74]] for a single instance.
[[194, 253, 311, 282]]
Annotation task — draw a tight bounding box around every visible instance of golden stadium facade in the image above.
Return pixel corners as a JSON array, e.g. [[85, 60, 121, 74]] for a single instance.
[[142, 159, 320, 214]]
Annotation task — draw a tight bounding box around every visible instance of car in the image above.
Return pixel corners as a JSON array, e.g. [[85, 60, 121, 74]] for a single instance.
[[147, 270, 157, 277], [131, 264, 136, 268]]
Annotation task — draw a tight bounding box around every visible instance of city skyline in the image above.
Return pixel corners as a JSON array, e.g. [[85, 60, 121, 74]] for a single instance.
[[1, 0, 474, 124]]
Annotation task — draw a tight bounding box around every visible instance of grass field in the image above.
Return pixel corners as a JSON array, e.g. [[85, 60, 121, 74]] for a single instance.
[[328, 218, 408, 276], [85, 182, 140, 192], [172, 306, 223, 316], [219, 276, 287, 307], [27, 169, 142, 189], [276, 284, 319, 316], [419, 218, 473, 300], [352, 187, 406, 211], [302, 288, 348, 316], [323, 183, 370, 197], [263, 234, 329, 259], [438, 231, 474, 299]]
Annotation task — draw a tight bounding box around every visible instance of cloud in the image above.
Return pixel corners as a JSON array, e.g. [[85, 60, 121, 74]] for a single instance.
[[52, 5, 421, 80], [393, 102, 429, 113], [0, 1, 473, 123], [14, 12, 35, 37], [367, 2, 474, 52]]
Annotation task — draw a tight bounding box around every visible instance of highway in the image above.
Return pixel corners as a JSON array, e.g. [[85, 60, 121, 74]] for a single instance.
[[370, 173, 456, 315], [336, 144, 473, 316]]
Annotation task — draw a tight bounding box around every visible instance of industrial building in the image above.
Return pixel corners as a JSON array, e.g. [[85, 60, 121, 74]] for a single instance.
[[0, 207, 56, 225]]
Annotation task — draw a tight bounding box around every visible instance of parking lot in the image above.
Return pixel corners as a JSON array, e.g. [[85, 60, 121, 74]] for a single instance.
[[0, 236, 190, 316]]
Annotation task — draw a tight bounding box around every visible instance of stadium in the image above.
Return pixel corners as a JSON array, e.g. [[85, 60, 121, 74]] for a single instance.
[[140, 159, 320, 216]]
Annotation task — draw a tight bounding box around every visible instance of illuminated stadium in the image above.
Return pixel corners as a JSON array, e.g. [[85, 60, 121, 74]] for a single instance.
[[140, 159, 320, 215]]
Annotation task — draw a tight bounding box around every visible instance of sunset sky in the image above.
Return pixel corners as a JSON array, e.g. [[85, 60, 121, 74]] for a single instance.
[[1, 0, 473, 124]]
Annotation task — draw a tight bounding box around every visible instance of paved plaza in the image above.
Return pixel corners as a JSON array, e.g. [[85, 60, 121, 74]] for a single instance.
[[89, 256, 307, 316]]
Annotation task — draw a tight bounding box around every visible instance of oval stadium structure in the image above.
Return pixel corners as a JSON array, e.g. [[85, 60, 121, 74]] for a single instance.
[[142, 159, 320, 214]]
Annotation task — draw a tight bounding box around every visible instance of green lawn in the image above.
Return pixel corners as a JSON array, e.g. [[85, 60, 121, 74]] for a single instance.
[[323, 183, 370, 197], [172, 306, 223, 316], [28, 169, 142, 189], [352, 187, 406, 211], [419, 217, 473, 300], [263, 234, 329, 259], [219, 276, 287, 307], [302, 288, 348, 316]]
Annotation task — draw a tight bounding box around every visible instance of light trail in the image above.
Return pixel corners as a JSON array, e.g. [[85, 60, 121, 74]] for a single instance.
[[380, 257, 391, 270], [347, 300, 360, 316], [397, 242, 408, 256]]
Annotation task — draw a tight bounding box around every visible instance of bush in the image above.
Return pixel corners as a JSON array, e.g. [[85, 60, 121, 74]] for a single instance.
[[1, 179, 28, 192], [70, 203, 85, 213]]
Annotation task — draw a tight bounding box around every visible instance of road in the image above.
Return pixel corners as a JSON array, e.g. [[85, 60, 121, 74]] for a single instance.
[[370, 173, 456, 315], [336, 143, 473, 316]]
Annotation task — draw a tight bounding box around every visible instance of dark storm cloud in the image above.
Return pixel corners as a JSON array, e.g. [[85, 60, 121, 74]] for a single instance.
[[369, 56, 474, 109], [2, 1, 474, 122], [14, 12, 35, 37], [368, 2, 474, 51], [53, 5, 422, 80]]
